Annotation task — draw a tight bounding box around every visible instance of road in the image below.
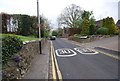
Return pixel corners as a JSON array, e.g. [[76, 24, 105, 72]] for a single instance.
[[51, 38, 118, 79]]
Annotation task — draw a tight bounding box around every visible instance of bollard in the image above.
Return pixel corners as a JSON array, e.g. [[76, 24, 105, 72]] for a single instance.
[[39, 40, 42, 54]]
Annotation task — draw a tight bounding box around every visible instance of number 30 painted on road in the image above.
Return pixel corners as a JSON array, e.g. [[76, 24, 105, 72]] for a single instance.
[[55, 48, 77, 57]]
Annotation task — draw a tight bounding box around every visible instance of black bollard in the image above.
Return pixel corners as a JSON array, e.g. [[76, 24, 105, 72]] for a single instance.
[[39, 41, 42, 54]]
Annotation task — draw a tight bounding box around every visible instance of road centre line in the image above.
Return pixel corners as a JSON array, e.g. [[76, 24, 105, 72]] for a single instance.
[[51, 41, 63, 80]]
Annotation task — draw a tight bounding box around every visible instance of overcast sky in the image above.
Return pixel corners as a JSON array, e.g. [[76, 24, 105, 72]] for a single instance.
[[0, 0, 119, 29]]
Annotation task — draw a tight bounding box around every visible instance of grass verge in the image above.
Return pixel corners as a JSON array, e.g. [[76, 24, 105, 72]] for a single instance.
[[0, 34, 39, 41]]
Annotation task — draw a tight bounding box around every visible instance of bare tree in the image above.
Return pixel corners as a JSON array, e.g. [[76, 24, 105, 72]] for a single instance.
[[57, 4, 83, 28]]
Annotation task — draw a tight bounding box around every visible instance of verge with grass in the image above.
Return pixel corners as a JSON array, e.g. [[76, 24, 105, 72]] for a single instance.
[[0, 34, 39, 41]]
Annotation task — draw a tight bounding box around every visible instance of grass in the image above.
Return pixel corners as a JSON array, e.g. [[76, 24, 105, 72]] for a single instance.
[[0, 34, 39, 41]]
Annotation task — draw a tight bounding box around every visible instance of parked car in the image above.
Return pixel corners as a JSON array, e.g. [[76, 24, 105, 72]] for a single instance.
[[50, 36, 56, 40]]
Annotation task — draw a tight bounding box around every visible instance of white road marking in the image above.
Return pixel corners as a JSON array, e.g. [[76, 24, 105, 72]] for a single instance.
[[55, 48, 77, 57], [74, 47, 99, 55]]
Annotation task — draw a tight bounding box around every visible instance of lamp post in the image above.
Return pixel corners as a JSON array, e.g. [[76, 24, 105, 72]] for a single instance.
[[37, 0, 41, 38]]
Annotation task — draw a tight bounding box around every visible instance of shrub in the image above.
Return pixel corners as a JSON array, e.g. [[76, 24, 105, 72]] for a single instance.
[[2, 35, 23, 63], [89, 24, 95, 35], [74, 34, 81, 36], [96, 27, 109, 35]]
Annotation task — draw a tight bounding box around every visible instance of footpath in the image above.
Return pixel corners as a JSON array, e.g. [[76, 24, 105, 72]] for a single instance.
[[23, 40, 50, 79]]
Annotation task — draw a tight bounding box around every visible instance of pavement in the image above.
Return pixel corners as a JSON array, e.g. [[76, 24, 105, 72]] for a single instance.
[[62, 35, 119, 52], [23, 40, 50, 79]]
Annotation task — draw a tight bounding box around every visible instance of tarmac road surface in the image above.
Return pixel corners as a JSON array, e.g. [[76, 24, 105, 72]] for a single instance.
[[52, 38, 118, 79]]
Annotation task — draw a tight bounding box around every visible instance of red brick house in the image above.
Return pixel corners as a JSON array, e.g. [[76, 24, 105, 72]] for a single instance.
[[61, 27, 82, 37]]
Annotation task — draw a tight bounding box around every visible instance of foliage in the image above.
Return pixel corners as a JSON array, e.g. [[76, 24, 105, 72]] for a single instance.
[[81, 10, 93, 20], [52, 30, 58, 36], [2, 13, 51, 37], [2, 35, 23, 63], [57, 4, 83, 27], [102, 17, 118, 34], [2, 13, 14, 33], [15, 14, 32, 36], [81, 19, 90, 35], [81, 10, 95, 35], [1, 34, 38, 41], [96, 27, 109, 35], [89, 24, 96, 35], [74, 34, 81, 36], [39, 16, 52, 37]]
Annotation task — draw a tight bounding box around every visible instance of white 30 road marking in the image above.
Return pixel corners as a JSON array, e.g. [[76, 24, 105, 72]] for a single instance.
[[55, 48, 77, 57], [74, 47, 99, 55]]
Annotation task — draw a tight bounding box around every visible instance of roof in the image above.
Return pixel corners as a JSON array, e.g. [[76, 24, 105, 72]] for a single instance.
[[116, 20, 120, 27]]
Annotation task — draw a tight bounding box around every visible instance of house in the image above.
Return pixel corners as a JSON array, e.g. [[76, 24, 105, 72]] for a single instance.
[[116, 20, 120, 36], [94, 20, 103, 27], [61, 27, 82, 37]]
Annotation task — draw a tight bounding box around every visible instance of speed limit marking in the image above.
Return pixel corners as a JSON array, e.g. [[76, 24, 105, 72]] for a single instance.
[[55, 48, 77, 57], [74, 47, 99, 55]]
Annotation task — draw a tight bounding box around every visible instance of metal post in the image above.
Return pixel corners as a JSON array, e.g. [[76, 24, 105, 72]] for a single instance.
[[37, 0, 42, 54], [37, 0, 41, 38]]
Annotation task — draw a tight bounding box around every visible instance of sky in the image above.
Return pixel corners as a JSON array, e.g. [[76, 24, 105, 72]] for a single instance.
[[0, 0, 119, 29]]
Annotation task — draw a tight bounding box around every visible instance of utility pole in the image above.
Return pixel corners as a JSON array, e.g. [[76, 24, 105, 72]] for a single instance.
[[37, 0, 41, 38]]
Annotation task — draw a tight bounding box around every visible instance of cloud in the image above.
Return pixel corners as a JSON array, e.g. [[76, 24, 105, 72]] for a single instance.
[[0, 0, 119, 28]]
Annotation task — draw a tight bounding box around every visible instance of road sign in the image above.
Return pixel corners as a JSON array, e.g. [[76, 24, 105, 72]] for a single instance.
[[74, 47, 99, 55], [55, 48, 77, 57]]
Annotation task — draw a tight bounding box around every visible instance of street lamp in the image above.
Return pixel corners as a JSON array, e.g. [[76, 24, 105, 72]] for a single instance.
[[37, 0, 41, 38]]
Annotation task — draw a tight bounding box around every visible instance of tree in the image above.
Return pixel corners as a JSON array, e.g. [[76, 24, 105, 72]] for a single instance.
[[80, 10, 96, 35], [57, 4, 83, 27], [103, 17, 118, 34], [40, 16, 52, 37], [81, 10, 93, 20], [14, 14, 32, 36], [52, 30, 58, 36], [89, 24, 96, 35], [81, 19, 90, 35]]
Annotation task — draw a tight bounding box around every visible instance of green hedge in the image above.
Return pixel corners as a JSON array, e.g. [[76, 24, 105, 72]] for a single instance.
[[96, 27, 109, 35], [2, 36, 23, 63]]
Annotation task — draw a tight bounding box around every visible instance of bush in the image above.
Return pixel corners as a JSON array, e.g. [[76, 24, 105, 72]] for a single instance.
[[2, 35, 23, 63], [96, 27, 109, 35], [89, 24, 95, 35], [74, 34, 81, 36]]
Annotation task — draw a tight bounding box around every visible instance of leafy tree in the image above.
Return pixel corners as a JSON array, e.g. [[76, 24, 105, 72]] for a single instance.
[[57, 4, 83, 27], [29, 16, 38, 37], [52, 30, 58, 36], [82, 10, 93, 20], [14, 14, 32, 36], [103, 17, 118, 34], [40, 16, 51, 37], [89, 24, 96, 35], [2, 13, 12, 33], [81, 10, 95, 35], [81, 19, 90, 35]]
